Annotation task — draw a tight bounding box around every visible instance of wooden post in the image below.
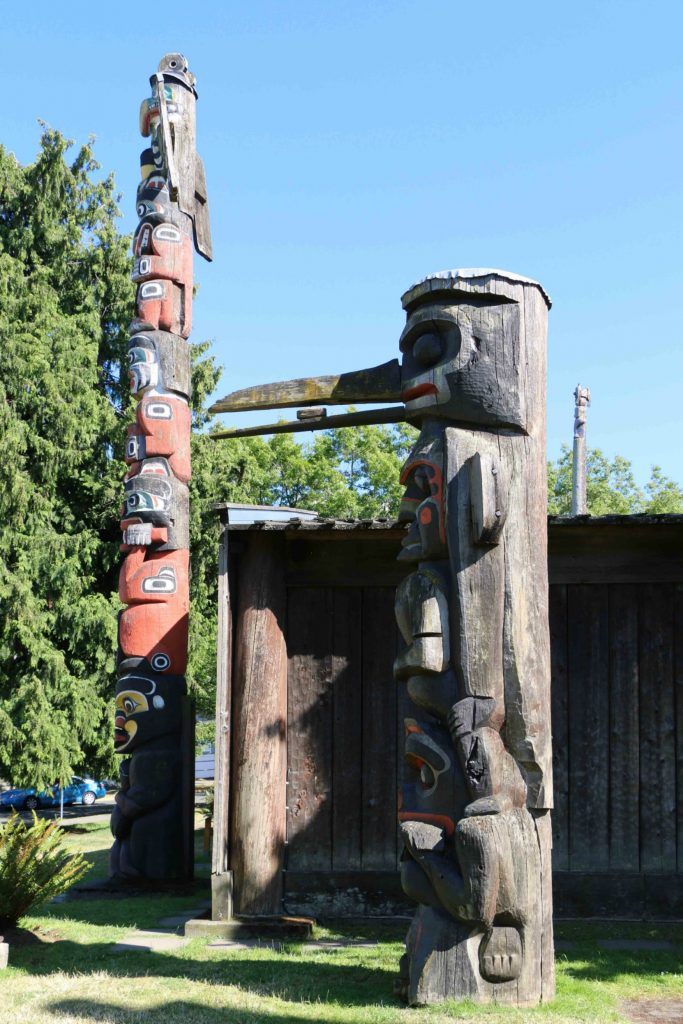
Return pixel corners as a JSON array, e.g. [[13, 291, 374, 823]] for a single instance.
[[394, 270, 554, 1006], [572, 385, 591, 515], [230, 533, 288, 915], [211, 510, 233, 917]]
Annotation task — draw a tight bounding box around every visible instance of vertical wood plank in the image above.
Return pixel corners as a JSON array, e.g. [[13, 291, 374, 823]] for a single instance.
[[331, 588, 363, 870], [230, 534, 287, 914], [362, 587, 398, 869], [568, 584, 609, 871], [608, 585, 640, 870], [286, 586, 333, 871], [395, 603, 413, 870], [212, 516, 231, 879], [676, 585, 683, 872], [549, 584, 569, 870], [639, 583, 676, 872]]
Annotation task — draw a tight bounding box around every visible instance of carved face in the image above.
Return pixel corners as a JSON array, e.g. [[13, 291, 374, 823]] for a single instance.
[[125, 396, 191, 483], [399, 297, 524, 430], [114, 673, 185, 753], [399, 719, 467, 837], [397, 426, 446, 562], [126, 332, 191, 401], [114, 686, 150, 751], [128, 337, 159, 394]]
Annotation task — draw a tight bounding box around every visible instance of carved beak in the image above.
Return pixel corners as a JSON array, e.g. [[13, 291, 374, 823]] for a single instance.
[[209, 359, 403, 414]]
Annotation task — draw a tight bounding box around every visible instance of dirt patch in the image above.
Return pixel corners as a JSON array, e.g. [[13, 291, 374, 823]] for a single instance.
[[620, 999, 683, 1023], [2, 925, 64, 947]]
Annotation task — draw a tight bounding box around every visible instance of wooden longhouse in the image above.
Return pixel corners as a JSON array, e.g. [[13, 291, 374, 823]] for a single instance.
[[217, 509, 683, 921]]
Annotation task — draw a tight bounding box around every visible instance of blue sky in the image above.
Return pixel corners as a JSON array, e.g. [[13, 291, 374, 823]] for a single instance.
[[4, 1, 683, 484]]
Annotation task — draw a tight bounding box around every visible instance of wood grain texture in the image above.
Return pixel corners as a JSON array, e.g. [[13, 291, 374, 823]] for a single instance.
[[210, 359, 402, 414], [211, 405, 406, 440], [549, 585, 569, 870], [568, 584, 609, 871], [362, 588, 399, 869], [639, 583, 676, 872], [331, 589, 363, 870], [286, 587, 333, 871], [230, 534, 287, 914], [608, 585, 640, 871], [676, 585, 683, 873], [212, 520, 232, 880]]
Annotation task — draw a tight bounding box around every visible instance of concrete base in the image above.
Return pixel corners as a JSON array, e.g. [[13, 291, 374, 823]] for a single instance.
[[0, 942, 8, 969], [184, 915, 314, 940], [211, 871, 234, 920]]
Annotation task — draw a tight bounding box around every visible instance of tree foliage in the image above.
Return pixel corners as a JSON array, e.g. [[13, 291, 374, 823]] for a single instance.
[[0, 130, 131, 788], [1, 130, 681, 784], [548, 445, 683, 515]]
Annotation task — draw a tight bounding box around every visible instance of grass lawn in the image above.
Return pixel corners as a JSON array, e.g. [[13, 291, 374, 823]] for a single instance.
[[1, 816, 681, 1024]]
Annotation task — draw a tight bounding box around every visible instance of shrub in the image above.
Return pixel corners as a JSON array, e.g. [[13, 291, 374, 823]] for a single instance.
[[0, 812, 90, 929]]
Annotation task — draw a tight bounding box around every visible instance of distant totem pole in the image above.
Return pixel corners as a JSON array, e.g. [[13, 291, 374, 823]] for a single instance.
[[210, 268, 553, 1004], [110, 53, 212, 882]]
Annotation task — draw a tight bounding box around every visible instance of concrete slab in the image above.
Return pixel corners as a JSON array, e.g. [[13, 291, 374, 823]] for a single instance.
[[598, 939, 674, 952], [304, 941, 378, 950], [113, 930, 189, 953], [621, 999, 683, 1023], [207, 939, 278, 951], [157, 907, 210, 928], [185, 915, 313, 941]]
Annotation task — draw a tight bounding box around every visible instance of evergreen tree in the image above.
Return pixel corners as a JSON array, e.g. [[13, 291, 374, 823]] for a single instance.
[[0, 129, 131, 787], [2, 130, 681, 785]]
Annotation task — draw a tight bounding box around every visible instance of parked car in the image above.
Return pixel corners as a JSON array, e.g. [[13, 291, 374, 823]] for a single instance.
[[0, 776, 107, 811]]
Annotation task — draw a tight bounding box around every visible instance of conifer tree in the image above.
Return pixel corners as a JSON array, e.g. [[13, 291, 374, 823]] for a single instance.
[[0, 129, 133, 786]]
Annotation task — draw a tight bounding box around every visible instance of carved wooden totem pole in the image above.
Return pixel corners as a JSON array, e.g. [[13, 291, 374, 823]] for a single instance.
[[211, 268, 553, 1004], [110, 53, 212, 882]]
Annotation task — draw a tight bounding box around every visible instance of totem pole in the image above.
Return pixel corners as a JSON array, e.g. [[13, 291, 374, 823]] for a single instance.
[[571, 384, 591, 515], [110, 54, 212, 882], [210, 268, 553, 1005]]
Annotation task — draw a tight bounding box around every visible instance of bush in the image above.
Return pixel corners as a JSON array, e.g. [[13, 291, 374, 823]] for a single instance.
[[0, 812, 90, 929]]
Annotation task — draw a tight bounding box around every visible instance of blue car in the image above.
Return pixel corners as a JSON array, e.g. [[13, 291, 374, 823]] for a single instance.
[[0, 776, 107, 811]]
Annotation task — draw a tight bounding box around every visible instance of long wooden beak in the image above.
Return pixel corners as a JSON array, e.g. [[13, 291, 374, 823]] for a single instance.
[[211, 405, 406, 440], [209, 359, 402, 414]]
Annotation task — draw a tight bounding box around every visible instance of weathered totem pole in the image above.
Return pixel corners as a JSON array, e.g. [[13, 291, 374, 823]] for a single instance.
[[210, 268, 553, 1005], [110, 53, 212, 882]]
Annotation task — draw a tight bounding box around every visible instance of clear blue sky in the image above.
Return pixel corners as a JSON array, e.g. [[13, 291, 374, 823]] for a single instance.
[[4, 1, 683, 484]]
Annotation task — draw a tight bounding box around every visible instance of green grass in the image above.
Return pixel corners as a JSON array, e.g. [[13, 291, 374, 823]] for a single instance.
[[0, 818, 681, 1024]]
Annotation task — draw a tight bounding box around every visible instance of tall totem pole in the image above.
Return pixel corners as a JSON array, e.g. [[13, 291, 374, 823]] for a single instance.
[[211, 268, 553, 1006], [110, 54, 212, 882]]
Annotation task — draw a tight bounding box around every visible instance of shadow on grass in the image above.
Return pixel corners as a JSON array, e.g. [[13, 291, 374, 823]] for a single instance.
[[561, 949, 683, 984], [15, 937, 396, 1009], [42, 893, 210, 931], [47, 999, 324, 1024]]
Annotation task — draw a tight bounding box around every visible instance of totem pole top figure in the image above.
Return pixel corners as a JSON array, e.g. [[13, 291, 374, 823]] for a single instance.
[[211, 268, 551, 437], [398, 269, 551, 431], [139, 52, 212, 261]]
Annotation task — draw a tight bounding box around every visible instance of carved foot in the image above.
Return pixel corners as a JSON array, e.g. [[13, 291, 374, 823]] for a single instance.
[[479, 926, 523, 982]]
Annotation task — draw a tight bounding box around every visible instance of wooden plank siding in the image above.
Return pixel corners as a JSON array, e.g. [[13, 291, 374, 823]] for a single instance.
[[222, 518, 683, 919]]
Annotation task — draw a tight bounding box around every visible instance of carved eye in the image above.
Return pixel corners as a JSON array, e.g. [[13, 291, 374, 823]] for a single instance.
[[420, 764, 436, 789], [413, 332, 443, 368], [123, 697, 139, 715]]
